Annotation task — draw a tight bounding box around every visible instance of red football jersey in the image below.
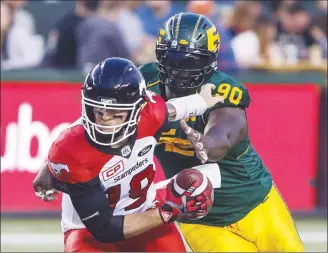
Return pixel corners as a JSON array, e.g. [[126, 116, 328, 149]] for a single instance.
[[48, 94, 167, 232]]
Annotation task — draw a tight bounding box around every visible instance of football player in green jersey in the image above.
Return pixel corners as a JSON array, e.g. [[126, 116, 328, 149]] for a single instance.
[[139, 12, 304, 252], [33, 11, 304, 252]]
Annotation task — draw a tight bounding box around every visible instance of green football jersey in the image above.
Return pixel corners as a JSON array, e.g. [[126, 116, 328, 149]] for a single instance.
[[139, 62, 272, 226]]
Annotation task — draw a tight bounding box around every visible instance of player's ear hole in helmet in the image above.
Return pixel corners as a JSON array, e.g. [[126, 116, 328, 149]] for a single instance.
[[81, 57, 147, 146], [156, 12, 220, 95]]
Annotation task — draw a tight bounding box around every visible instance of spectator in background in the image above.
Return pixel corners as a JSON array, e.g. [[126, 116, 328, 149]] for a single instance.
[[41, 0, 100, 69], [275, 3, 317, 64], [76, 1, 131, 75], [225, 1, 262, 38], [231, 15, 284, 68], [187, 0, 216, 16], [272, 0, 297, 11], [2, 0, 35, 35], [135, 1, 183, 38], [312, 0, 327, 36], [1, 2, 11, 57], [116, 1, 157, 65], [1, 0, 44, 70], [310, 0, 327, 59], [186, 0, 239, 72]]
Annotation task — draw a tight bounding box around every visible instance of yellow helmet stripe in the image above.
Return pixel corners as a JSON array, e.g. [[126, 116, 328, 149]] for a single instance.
[[175, 13, 182, 39], [192, 15, 203, 40]]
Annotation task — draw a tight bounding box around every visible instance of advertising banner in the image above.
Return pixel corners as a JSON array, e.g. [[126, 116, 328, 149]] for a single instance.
[[246, 84, 320, 211], [1, 82, 80, 212], [0, 81, 320, 212]]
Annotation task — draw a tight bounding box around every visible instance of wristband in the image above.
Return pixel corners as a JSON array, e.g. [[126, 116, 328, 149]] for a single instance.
[[167, 94, 208, 121]]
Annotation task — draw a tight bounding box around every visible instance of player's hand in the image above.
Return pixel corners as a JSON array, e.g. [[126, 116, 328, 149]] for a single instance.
[[199, 83, 224, 108], [33, 165, 59, 202], [181, 188, 213, 220], [180, 120, 216, 164], [159, 179, 183, 223], [34, 188, 60, 202], [159, 179, 210, 223]]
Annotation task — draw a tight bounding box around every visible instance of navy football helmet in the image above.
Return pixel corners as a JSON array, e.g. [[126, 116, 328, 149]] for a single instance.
[[82, 58, 147, 146]]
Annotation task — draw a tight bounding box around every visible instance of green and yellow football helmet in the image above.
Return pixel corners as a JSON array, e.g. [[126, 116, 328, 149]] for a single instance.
[[156, 12, 220, 94]]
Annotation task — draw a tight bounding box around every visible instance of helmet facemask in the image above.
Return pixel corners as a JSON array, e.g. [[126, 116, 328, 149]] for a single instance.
[[156, 48, 217, 95], [82, 91, 145, 147]]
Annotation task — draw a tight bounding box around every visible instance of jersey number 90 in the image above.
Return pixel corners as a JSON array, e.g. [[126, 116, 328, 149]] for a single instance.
[[217, 83, 243, 105]]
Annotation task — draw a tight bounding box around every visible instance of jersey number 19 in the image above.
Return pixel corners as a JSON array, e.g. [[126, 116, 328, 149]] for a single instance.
[[106, 165, 155, 211]]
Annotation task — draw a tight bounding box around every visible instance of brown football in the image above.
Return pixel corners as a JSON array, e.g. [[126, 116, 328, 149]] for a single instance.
[[174, 168, 212, 197]]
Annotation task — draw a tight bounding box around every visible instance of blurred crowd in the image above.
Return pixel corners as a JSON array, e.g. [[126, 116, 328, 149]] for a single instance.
[[1, 0, 327, 73]]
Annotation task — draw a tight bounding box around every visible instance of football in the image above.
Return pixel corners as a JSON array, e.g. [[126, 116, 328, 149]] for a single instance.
[[173, 168, 214, 220], [174, 168, 212, 197]]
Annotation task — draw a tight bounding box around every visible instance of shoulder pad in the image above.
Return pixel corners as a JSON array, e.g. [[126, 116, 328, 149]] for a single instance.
[[47, 125, 93, 184], [207, 71, 251, 109], [138, 94, 167, 137], [139, 62, 158, 84], [201, 71, 251, 123]]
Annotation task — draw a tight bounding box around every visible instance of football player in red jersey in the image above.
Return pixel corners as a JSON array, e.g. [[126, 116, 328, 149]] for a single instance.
[[33, 57, 221, 252]]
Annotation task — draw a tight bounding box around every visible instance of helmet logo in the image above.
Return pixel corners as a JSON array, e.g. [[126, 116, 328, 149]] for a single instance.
[[100, 98, 115, 104], [206, 26, 220, 53]]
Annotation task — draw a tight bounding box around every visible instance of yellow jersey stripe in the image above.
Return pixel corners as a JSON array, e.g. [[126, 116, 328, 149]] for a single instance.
[[237, 145, 250, 160], [147, 80, 160, 88]]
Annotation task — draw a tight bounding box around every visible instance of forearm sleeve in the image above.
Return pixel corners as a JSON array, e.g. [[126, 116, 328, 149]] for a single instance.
[[65, 177, 125, 243]]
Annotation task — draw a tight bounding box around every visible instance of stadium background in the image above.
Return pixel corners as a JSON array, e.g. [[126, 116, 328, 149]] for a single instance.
[[1, 0, 327, 252]]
